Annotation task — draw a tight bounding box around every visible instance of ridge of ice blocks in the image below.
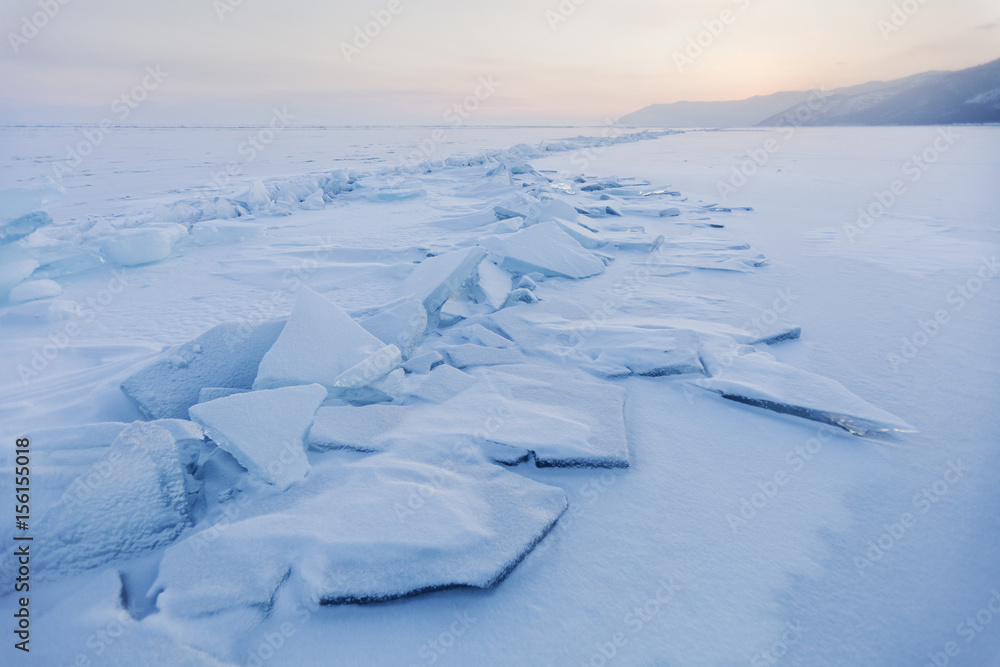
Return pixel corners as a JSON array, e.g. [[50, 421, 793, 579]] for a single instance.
[[480, 221, 606, 279], [0, 422, 193, 587], [100, 226, 180, 266], [695, 346, 916, 436], [490, 304, 705, 378], [153, 455, 567, 609], [121, 319, 286, 420], [188, 383, 327, 489], [400, 246, 488, 317], [254, 287, 398, 391]]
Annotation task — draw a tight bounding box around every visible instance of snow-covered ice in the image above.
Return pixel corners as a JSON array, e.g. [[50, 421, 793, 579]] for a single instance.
[[480, 221, 606, 279], [121, 319, 286, 420], [1, 125, 997, 667], [253, 287, 396, 392], [188, 384, 327, 489]]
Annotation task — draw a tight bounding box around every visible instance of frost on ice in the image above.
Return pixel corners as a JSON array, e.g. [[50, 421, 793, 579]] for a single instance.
[[480, 221, 606, 279], [1, 422, 195, 587], [121, 319, 286, 420], [153, 455, 567, 608], [695, 344, 916, 436], [253, 286, 398, 391], [188, 384, 327, 489]]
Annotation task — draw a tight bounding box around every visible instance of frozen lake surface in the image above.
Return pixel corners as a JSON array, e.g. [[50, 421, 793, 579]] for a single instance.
[[1, 125, 998, 667]]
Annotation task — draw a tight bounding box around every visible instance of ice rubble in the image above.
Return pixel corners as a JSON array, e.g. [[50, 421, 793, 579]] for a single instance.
[[6, 127, 931, 654], [309, 361, 631, 468], [480, 221, 606, 279], [254, 287, 398, 391], [695, 345, 915, 436], [0, 422, 194, 587], [400, 246, 488, 317], [153, 455, 567, 608], [188, 384, 327, 489], [121, 319, 286, 420], [471, 258, 513, 310]]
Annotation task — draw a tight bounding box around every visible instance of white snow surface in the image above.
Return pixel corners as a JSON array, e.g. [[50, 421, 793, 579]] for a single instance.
[[1, 125, 998, 667]]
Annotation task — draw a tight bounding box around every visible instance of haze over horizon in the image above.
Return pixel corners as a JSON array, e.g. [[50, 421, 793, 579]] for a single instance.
[[1, 0, 998, 125]]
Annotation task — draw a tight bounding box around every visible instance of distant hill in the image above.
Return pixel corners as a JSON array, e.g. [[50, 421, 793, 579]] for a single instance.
[[620, 58, 1000, 127]]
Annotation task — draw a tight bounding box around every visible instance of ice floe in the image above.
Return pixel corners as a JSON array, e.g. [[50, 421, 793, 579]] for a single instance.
[[188, 383, 327, 489]]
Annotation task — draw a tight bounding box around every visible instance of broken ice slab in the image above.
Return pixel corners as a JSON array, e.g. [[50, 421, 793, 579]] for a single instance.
[[308, 404, 408, 452], [386, 362, 632, 468], [188, 383, 327, 489], [695, 346, 915, 436], [489, 303, 705, 378], [608, 233, 665, 252], [399, 363, 478, 404], [197, 387, 249, 404], [525, 197, 580, 224], [152, 455, 567, 608], [551, 217, 607, 249], [0, 422, 193, 588], [471, 259, 513, 310], [445, 344, 526, 369], [0, 210, 53, 244], [254, 287, 397, 391], [402, 350, 444, 374], [480, 221, 605, 279], [360, 299, 427, 359], [400, 246, 489, 318], [100, 227, 180, 266], [121, 319, 286, 420]]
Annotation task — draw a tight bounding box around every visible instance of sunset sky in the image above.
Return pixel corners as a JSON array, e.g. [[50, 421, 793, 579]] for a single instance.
[[1, 0, 998, 125]]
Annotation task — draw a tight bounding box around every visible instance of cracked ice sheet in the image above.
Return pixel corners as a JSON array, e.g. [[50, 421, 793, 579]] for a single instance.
[[311, 362, 631, 468], [695, 344, 915, 436], [152, 455, 567, 617]]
